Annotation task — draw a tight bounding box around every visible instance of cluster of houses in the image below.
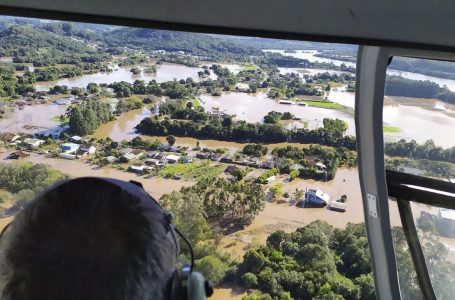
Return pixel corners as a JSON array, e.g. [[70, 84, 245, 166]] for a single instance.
[[1, 132, 97, 160]]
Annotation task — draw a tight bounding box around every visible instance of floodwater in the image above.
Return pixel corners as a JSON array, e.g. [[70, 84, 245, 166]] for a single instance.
[[200, 92, 356, 135], [0, 103, 68, 134], [383, 104, 455, 148], [268, 50, 455, 92], [34, 63, 207, 91], [264, 49, 356, 68], [218, 167, 403, 260], [327, 86, 455, 148], [93, 107, 152, 141], [278, 67, 349, 77]]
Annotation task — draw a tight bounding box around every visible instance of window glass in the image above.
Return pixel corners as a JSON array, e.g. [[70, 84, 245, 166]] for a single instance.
[[385, 56, 455, 299], [0, 16, 371, 299]]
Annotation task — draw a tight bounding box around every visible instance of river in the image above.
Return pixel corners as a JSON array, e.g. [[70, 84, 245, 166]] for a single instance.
[[266, 49, 455, 93]]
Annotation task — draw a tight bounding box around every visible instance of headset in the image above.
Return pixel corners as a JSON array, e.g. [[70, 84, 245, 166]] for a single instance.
[[0, 177, 214, 300]]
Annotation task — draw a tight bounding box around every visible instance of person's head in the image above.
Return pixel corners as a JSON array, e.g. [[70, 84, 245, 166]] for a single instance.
[[0, 177, 176, 300]]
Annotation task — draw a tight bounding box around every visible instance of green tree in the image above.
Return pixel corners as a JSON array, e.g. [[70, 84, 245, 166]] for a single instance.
[[241, 272, 258, 289], [195, 255, 229, 285], [166, 135, 176, 146], [269, 183, 284, 201], [232, 168, 247, 181], [289, 170, 299, 181], [87, 82, 99, 94]]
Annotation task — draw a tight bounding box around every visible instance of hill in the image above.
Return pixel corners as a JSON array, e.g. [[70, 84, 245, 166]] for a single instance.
[[0, 25, 110, 66], [104, 28, 261, 59]]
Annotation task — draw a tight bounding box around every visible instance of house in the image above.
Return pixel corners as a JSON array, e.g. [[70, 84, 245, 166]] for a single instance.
[[180, 156, 193, 164], [145, 159, 161, 166], [22, 91, 35, 98], [304, 189, 330, 207], [158, 144, 171, 151], [260, 160, 275, 169], [119, 148, 133, 155], [127, 165, 152, 175], [70, 136, 83, 143], [196, 152, 210, 159], [165, 154, 180, 164], [59, 153, 77, 160], [0, 132, 21, 143], [122, 153, 138, 162], [315, 162, 327, 170], [8, 150, 30, 159], [54, 97, 73, 105], [147, 151, 159, 158], [79, 144, 96, 154], [131, 149, 144, 158], [156, 152, 168, 160], [15, 101, 27, 108], [220, 156, 233, 163], [104, 156, 118, 164], [290, 164, 303, 171], [23, 138, 45, 148], [436, 208, 455, 237], [210, 153, 223, 161], [60, 143, 80, 153]]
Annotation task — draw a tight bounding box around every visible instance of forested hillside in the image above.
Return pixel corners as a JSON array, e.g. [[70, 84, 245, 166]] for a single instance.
[[0, 25, 110, 66], [104, 28, 261, 59]]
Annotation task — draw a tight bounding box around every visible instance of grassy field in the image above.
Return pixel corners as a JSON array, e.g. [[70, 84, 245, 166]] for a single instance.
[[52, 115, 69, 124], [243, 64, 257, 71], [301, 100, 345, 109], [191, 98, 201, 107], [383, 125, 401, 133], [159, 161, 225, 180], [183, 163, 225, 180]]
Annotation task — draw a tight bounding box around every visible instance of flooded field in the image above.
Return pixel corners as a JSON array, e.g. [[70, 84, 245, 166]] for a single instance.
[[200, 92, 356, 134], [0, 103, 68, 134], [35, 63, 207, 91], [93, 106, 153, 141]]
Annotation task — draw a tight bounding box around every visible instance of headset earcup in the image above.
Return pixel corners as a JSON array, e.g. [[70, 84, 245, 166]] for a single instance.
[[170, 271, 181, 300], [188, 272, 207, 300]]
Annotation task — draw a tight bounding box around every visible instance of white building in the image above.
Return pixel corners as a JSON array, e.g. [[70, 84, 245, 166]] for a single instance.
[[23, 138, 45, 148], [437, 208, 455, 237], [79, 144, 96, 154], [165, 155, 180, 164]]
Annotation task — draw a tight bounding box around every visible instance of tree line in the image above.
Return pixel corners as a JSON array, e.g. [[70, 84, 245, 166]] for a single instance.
[[385, 139, 455, 165], [136, 115, 356, 149], [385, 75, 455, 104]]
